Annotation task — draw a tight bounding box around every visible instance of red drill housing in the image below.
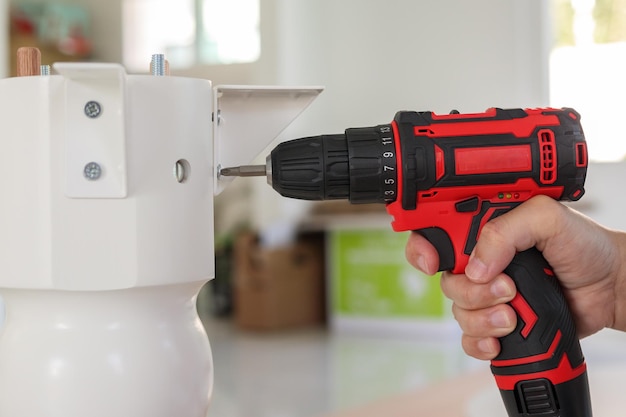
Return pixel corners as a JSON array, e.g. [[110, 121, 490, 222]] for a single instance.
[[386, 108, 587, 273], [383, 107, 590, 417]]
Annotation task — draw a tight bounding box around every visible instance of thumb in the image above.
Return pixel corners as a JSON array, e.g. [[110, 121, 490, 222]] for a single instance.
[[465, 195, 565, 283]]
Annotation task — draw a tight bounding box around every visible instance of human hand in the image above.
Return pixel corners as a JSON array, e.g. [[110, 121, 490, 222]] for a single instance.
[[405, 195, 626, 360]]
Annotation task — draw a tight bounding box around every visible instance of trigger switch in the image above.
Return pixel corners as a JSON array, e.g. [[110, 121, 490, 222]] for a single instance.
[[415, 227, 455, 271]]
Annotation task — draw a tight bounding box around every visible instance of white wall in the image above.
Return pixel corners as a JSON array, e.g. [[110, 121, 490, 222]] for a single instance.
[[568, 162, 626, 232], [249, 0, 552, 230], [270, 1, 549, 123]]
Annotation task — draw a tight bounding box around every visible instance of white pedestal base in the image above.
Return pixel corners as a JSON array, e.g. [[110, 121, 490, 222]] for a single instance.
[[0, 283, 213, 417]]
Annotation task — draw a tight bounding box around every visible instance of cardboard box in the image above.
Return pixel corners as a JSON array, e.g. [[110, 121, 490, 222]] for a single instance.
[[234, 233, 325, 330]]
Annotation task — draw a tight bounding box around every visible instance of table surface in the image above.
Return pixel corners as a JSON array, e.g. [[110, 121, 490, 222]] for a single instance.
[[319, 369, 495, 417], [318, 359, 626, 417]]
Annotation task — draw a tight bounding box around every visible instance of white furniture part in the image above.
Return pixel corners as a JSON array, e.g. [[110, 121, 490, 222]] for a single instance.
[[0, 62, 321, 417]]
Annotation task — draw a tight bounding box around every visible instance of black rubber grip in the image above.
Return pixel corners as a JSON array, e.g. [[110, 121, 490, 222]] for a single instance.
[[270, 134, 349, 200], [491, 249, 591, 417]]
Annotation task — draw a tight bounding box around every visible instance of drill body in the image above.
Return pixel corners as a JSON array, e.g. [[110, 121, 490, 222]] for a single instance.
[[224, 107, 591, 417], [385, 108, 587, 273]]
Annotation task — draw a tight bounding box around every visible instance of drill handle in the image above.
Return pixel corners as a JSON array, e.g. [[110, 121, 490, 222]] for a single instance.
[[492, 248, 592, 417]]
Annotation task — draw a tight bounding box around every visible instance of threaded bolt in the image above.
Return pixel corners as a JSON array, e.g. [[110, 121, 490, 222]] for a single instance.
[[151, 54, 166, 76]]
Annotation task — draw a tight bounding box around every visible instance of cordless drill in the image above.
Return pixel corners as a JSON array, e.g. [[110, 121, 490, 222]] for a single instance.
[[221, 107, 591, 417]]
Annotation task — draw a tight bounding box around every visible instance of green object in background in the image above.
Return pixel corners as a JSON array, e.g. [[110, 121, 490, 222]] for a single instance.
[[330, 229, 444, 318]]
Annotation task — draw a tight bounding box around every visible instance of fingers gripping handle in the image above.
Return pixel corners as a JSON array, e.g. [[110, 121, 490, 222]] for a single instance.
[[491, 249, 592, 417]]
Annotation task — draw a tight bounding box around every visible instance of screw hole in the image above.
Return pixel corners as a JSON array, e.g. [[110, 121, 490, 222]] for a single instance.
[[174, 159, 191, 183]]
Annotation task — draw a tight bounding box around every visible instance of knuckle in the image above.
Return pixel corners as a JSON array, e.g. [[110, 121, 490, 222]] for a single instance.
[[460, 284, 479, 309], [460, 335, 476, 357], [453, 304, 515, 338], [461, 335, 497, 360], [451, 303, 462, 322], [441, 273, 489, 310], [451, 304, 479, 335], [439, 273, 453, 298], [479, 219, 509, 246]]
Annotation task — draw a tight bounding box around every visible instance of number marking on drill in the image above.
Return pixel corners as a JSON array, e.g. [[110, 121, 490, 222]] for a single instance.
[[379, 125, 397, 202]]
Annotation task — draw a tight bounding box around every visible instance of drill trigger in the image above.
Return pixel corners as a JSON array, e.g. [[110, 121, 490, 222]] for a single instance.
[[415, 227, 455, 272]]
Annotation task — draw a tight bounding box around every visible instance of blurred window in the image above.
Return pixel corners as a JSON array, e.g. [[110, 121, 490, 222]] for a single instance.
[[550, 0, 626, 161], [123, 0, 260, 72]]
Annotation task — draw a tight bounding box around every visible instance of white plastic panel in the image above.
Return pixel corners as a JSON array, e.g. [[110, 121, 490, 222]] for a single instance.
[[53, 63, 128, 198], [213, 85, 322, 195]]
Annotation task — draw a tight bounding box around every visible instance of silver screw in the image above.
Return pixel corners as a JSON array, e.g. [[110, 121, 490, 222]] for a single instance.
[[151, 54, 166, 76], [84, 101, 102, 118], [40, 65, 50, 76], [84, 162, 102, 180]]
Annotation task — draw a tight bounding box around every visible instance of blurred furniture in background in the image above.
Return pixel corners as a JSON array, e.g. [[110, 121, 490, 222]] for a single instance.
[[10, 2, 92, 75]]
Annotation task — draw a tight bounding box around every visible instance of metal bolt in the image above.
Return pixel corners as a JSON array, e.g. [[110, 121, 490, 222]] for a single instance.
[[84, 162, 102, 180], [84, 101, 102, 118], [151, 54, 166, 76], [40, 65, 50, 76]]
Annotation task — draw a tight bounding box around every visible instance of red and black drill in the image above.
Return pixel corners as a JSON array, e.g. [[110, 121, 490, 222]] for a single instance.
[[221, 107, 591, 417]]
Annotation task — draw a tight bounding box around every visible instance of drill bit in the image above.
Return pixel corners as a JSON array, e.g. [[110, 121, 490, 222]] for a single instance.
[[220, 164, 267, 177]]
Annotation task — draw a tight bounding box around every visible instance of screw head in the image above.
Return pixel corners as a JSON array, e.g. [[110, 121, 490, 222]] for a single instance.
[[84, 162, 102, 180], [84, 101, 102, 118]]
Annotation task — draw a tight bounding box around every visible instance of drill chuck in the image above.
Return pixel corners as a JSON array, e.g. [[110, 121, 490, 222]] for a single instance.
[[268, 134, 349, 200], [268, 125, 398, 203]]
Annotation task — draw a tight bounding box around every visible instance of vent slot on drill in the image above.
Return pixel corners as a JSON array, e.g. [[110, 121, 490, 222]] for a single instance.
[[538, 130, 557, 185], [576, 142, 588, 167]]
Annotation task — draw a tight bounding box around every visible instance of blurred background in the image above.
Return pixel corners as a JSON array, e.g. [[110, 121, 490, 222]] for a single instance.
[[2, 1, 626, 416]]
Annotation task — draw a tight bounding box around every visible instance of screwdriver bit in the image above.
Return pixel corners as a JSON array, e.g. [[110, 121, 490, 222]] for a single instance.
[[220, 165, 267, 177]]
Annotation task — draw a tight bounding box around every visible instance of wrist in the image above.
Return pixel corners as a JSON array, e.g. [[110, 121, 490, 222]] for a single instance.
[[609, 229, 626, 332]]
